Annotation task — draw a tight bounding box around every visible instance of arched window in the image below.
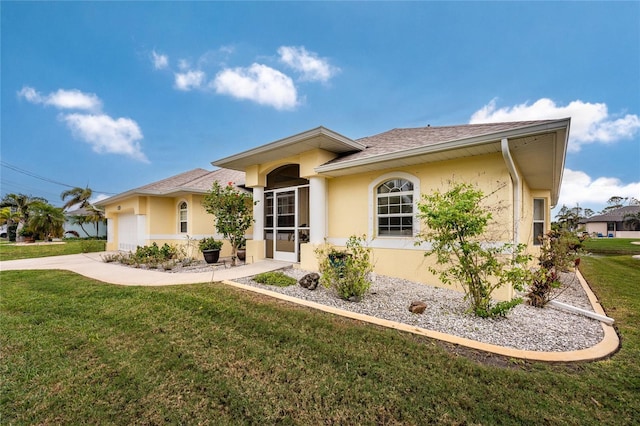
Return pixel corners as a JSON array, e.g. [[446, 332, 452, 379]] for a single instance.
[[376, 178, 414, 236], [178, 201, 188, 233]]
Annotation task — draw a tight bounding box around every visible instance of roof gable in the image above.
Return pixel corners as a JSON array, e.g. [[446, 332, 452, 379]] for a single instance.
[[97, 168, 246, 206]]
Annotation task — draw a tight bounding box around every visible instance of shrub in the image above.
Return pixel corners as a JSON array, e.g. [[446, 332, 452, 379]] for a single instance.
[[417, 182, 531, 318], [316, 235, 373, 301], [254, 271, 297, 287], [525, 230, 582, 308]]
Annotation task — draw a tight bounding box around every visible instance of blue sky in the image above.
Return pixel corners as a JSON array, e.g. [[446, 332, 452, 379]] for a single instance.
[[2, 1, 639, 216]]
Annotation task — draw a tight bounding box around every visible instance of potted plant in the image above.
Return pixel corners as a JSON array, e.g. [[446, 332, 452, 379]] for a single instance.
[[199, 237, 223, 264], [236, 237, 247, 262]]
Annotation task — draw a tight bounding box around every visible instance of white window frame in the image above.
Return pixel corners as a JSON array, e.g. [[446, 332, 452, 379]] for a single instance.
[[533, 198, 545, 246], [178, 201, 188, 234], [368, 172, 420, 242]]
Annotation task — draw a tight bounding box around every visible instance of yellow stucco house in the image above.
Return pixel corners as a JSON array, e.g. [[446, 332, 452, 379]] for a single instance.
[[100, 119, 570, 299]]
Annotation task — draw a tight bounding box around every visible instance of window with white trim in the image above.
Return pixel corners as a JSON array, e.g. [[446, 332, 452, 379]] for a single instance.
[[533, 198, 545, 245], [376, 178, 414, 236], [178, 201, 188, 233]]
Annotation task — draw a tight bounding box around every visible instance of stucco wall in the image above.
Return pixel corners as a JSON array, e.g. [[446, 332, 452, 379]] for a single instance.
[[308, 152, 520, 300]]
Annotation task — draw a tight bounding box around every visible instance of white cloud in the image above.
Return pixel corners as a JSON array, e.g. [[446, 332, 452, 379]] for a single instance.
[[278, 46, 339, 83], [152, 50, 169, 70], [212, 63, 298, 110], [18, 86, 102, 111], [556, 168, 640, 209], [18, 86, 148, 162], [62, 114, 148, 163], [174, 70, 206, 91], [470, 98, 640, 152]]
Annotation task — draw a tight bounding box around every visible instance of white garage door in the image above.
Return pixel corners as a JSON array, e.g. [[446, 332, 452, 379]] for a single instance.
[[118, 213, 139, 252]]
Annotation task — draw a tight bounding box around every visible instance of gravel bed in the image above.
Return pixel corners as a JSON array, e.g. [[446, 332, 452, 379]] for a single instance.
[[232, 269, 604, 353], [114, 258, 605, 352]]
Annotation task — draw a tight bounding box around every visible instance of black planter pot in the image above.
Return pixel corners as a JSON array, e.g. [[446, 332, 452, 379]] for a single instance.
[[202, 249, 220, 264], [237, 249, 246, 261]]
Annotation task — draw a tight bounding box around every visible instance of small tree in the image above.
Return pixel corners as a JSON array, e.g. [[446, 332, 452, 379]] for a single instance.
[[417, 182, 531, 318], [202, 182, 254, 266]]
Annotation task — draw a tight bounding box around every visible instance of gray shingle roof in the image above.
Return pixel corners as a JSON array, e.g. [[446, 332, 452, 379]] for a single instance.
[[98, 168, 246, 206], [137, 168, 245, 193], [324, 120, 561, 165], [582, 205, 640, 222]]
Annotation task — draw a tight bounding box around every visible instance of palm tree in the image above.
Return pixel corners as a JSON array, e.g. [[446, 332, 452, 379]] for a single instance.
[[28, 202, 65, 240], [61, 186, 93, 211], [0, 193, 48, 231], [68, 205, 105, 237], [0, 206, 20, 226]]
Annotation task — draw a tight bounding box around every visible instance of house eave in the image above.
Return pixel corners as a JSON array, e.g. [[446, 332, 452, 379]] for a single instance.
[[316, 119, 570, 175], [212, 126, 366, 171]]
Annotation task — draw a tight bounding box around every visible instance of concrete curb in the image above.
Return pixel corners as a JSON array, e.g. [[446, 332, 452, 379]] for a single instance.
[[220, 269, 619, 362]]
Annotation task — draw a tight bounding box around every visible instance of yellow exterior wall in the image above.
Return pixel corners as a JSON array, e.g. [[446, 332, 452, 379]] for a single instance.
[[103, 193, 235, 258], [245, 149, 338, 188], [314, 152, 518, 300]]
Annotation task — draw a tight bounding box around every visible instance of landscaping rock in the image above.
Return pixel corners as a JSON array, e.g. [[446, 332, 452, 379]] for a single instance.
[[298, 272, 320, 290], [409, 301, 427, 314]]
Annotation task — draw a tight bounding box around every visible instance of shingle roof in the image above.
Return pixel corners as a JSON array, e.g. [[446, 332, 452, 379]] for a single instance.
[[97, 168, 246, 206], [137, 168, 245, 193], [582, 205, 640, 222], [324, 120, 561, 166]]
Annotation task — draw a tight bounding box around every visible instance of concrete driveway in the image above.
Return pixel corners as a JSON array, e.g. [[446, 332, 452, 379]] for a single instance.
[[0, 252, 292, 286]]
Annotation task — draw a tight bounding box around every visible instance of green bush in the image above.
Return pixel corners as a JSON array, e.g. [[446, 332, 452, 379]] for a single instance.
[[417, 182, 531, 318], [253, 271, 297, 287], [316, 235, 373, 301]]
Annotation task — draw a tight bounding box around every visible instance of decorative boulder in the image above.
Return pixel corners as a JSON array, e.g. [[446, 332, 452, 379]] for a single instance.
[[299, 273, 320, 290], [409, 301, 427, 314]]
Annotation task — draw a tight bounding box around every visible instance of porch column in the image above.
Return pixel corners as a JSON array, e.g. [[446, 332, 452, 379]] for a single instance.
[[309, 176, 327, 244], [252, 186, 264, 241]]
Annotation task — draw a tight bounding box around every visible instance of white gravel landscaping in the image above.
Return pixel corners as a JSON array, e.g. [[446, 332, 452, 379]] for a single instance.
[[232, 268, 605, 353], [123, 257, 606, 353]]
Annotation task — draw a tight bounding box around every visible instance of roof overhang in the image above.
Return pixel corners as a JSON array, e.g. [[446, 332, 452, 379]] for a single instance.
[[315, 119, 570, 206], [96, 187, 209, 207], [212, 126, 366, 171]]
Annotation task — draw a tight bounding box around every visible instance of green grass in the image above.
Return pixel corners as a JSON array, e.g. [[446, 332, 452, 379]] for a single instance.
[[0, 239, 105, 261], [1, 258, 639, 424], [581, 237, 640, 255]]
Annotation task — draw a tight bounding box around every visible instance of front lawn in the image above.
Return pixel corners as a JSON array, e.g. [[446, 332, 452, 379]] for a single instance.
[[0, 239, 105, 261], [1, 255, 638, 424], [581, 237, 640, 255]]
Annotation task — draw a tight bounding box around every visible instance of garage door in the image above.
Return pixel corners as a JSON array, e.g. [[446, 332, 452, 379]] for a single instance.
[[118, 213, 139, 252]]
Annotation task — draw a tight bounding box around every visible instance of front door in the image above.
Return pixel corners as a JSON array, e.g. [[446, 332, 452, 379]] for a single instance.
[[264, 185, 310, 262], [274, 190, 297, 262]]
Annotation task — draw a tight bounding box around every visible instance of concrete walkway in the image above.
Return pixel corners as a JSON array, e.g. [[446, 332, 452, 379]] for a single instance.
[[0, 252, 293, 286]]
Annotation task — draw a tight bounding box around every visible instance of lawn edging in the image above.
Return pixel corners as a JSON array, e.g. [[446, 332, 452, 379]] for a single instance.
[[222, 269, 619, 362]]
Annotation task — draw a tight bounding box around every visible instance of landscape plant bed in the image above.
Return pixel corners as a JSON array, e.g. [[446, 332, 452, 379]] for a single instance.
[[235, 268, 606, 353]]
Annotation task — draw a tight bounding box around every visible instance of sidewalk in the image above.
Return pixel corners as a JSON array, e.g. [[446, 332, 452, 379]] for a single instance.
[[0, 252, 293, 286]]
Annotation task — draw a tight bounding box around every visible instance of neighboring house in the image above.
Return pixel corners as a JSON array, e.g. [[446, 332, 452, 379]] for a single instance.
[[64, 207, 107, 238], [580, 206, 640, 238], [98, 168, 245, 256], [100, 119, 570, 300]]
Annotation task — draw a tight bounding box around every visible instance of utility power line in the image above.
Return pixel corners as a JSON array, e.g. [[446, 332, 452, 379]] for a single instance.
[[0, 160, 116, 195]]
